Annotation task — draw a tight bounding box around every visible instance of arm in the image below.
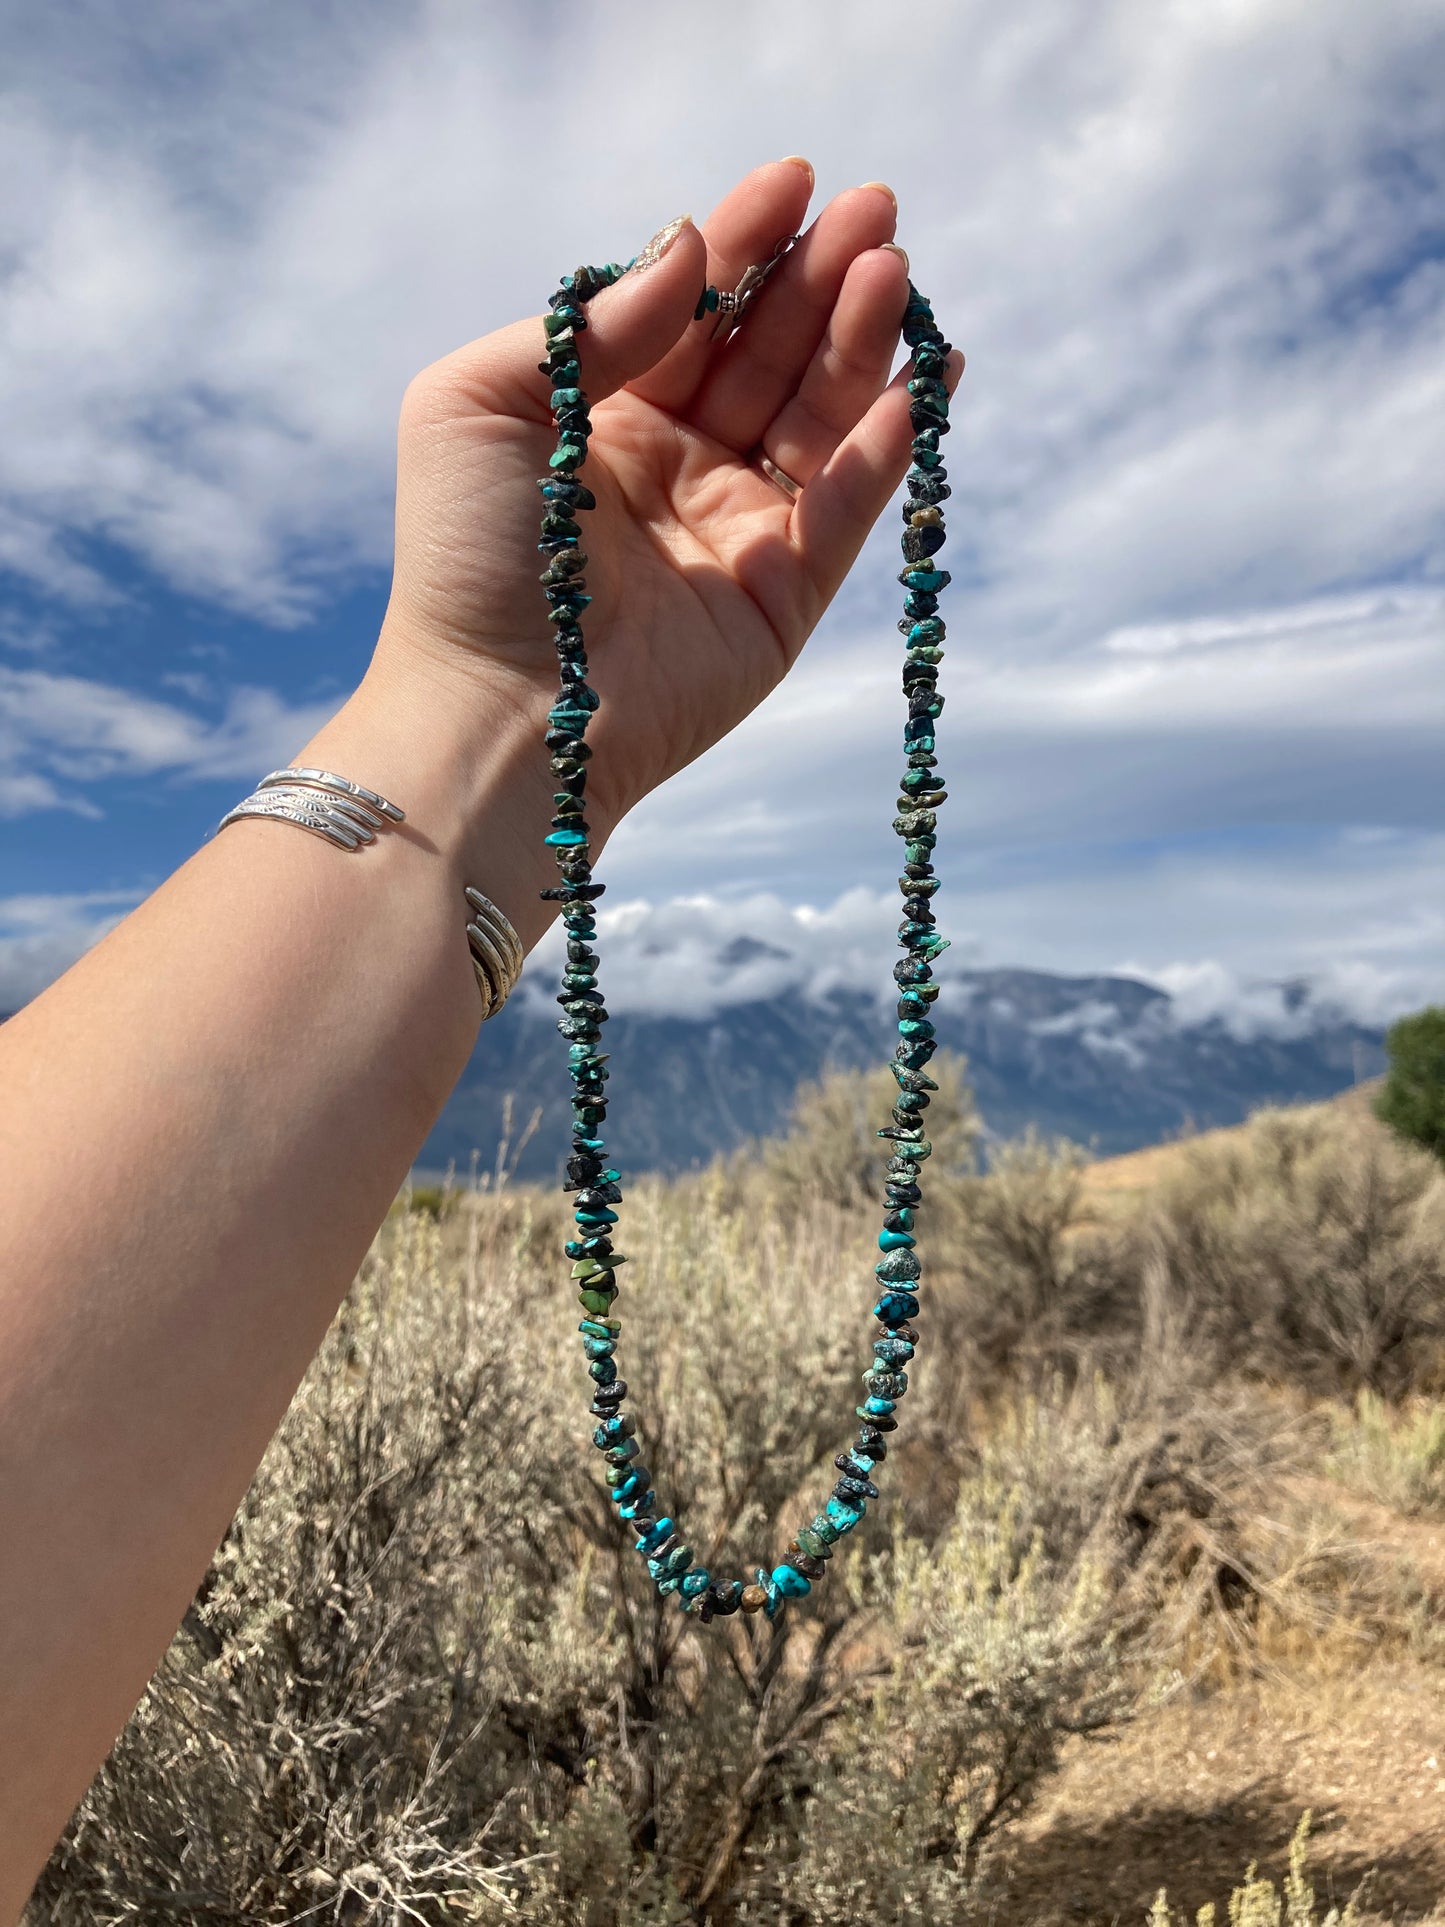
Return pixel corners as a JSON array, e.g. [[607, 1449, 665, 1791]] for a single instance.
[[0, 159, 959, 1903]]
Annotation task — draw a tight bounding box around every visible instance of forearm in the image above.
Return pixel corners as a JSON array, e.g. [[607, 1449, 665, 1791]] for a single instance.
[[0, 636, 574, 1900]]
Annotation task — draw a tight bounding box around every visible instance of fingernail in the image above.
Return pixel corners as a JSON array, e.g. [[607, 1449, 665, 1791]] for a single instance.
[[631, 213, 693, 273], [779, 155, 815, 190], [881, 241, 910, 275], [862, 180, 898, 213]]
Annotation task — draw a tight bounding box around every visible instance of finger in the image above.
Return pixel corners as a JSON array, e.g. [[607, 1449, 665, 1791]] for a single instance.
[[410, 216, 708, 425], [755, 244, 910, 489], [792, 348, 965, 607], [688, 185, 899, 454], [627, 158, 817, 417]]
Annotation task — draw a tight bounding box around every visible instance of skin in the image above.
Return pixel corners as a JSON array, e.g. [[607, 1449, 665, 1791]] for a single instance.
[[0, 158, 961, 1909]]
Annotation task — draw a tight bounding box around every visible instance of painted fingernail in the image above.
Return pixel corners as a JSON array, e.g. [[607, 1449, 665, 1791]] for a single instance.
[[862, 181, 899, 212], [631, 213, 693, 273], [881, 242, 910, 274], [779, 155, 815, 190]]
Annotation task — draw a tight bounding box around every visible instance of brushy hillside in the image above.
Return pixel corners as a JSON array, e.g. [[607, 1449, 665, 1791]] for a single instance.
[[27, 1072, 1445, 1925]]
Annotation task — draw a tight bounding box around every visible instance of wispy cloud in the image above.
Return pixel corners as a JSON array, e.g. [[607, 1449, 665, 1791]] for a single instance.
[[0, 887, 139, 1008], [0, 666, 334, 812]]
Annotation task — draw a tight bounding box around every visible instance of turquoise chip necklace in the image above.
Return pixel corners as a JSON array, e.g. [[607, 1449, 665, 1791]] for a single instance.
[[534, 250, 953, 1624]]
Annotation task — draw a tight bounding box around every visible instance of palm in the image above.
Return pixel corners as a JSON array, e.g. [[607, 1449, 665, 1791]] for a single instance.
[[388, 164, 956, 823]]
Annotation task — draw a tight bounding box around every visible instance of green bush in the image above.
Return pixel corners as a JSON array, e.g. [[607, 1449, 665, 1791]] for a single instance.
[[1376, 1004, 1445, 1162]]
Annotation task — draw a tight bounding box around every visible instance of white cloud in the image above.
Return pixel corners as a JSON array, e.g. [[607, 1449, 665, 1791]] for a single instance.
[[0, 2, 1441, 1015], [0, 665, 336, 809], [0, 888, 139, 1009]]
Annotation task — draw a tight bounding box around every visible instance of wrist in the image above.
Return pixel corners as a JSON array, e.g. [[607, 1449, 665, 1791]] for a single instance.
[[296, 629, 608, 956]]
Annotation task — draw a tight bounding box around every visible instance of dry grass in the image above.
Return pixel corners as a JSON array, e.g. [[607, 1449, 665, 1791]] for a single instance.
[[26, 1071, 1445, 1924]]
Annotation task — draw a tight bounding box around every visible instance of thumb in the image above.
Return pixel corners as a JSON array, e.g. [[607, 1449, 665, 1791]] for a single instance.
[[421, 215, 708, 423]]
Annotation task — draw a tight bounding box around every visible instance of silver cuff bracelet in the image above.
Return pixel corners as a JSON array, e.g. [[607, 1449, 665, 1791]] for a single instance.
[[217, 768, 523, 1018]]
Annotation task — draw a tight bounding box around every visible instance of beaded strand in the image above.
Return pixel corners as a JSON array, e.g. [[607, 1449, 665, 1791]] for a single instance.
[[534, 258, 953, 1623]]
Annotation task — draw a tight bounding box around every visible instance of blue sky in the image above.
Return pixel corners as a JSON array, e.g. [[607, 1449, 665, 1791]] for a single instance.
[[2, 0, 1443, 1029]]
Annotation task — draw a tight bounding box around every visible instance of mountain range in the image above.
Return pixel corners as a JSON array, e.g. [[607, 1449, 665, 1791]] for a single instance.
[[421, 961, 1385, 1182]]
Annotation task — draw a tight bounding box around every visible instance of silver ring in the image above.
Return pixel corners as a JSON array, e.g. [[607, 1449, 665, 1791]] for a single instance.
[[753, 451, 803, 501]]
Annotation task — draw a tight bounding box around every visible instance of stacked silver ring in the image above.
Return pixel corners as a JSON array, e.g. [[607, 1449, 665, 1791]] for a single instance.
[[218, 767, 406, 851], [464, 885, 524, 1019]]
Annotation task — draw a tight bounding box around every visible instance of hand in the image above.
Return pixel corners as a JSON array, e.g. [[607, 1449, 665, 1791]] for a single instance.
[[376, 158, 964, 828]]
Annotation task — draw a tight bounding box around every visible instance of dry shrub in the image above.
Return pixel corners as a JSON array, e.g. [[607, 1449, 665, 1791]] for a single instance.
[[762, 1050, 979, 1211], [1143, 1105, 1445, 1397], [1328, 1390, 1445, 1518], [32, 1086, 1445, 1922], [31, 1168, 1273, 1926]]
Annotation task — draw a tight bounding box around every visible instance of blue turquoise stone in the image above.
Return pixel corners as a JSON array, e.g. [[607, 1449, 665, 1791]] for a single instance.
[[549, 445, 584, 470], [825, 1497, 864, 1533], [582, 1337, 615, 1361], [574, 1207, 619, 1226], [588, 1359, 617, 1384], [618, 1494, 655, 1521], [772, 1564, 811, 1598], [897, 1018, 935, 1039], [646, 1555, 671, 1581], [679, 1569, 711, 1598], [580, 1319, 620, 1341], [656, 1574, 684, 1595], [637, 1518, 674, 1555], [875, 1294, 921, 1331], [612, 1470, 645, 1503], [549, 387, 582, 409], [574, 1135, 605, 1153], [545, 827, 588, 848], [810, 1513, 842, 1544], [863, 1395, 896, 1418], [878, 1228, 916, 1252], [906, 619, 944, 644]]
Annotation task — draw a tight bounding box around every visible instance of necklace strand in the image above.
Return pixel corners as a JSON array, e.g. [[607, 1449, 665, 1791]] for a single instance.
[[534, 252, 953, 1623]]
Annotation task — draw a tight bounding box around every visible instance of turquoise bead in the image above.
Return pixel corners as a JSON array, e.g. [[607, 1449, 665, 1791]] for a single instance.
[[545, 828, 588, 848], [878, 1228, 916, 1252], [810, 1513, 842, 1544], [875, 1249, 921, 1282], [549, 444, 584, 469], [637, 1518, 673, 1554], [863, 1395, 896, 1418], [772, 1564, 811, 1598], [679, 1569, 711, 1598], [574, 1207, 619, 1226], [582, 1336, 615, 1361], [825, 1497, 864, 1533]]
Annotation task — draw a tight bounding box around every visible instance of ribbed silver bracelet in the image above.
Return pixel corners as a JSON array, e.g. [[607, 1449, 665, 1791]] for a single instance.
[[217, 769, 523, 1018]]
